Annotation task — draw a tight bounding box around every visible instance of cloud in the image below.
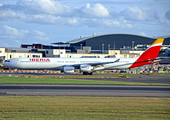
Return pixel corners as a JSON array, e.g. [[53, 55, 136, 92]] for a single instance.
[[0, 0, 169, 30], [2, 25, 20, 36], [0, 9, 20, 21], [33, 30, 46, 36], [85, 19, 133, 28], [17, 0, 65, 15], [17, 0, 110, 18], [32, 30, 49, 41], [22, 14, 78, 25], [79, 3, 110, 18], [122, 7, 150, 21], [121, 6, 166, 23], [0, 43, 9, 47], [138, 32, 147, 36], [0, 25, 49, 44], [15, 40, 22, 44], [165, 10, 170, 20]]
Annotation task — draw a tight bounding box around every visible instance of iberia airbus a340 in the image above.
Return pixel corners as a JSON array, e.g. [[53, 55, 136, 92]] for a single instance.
[[3, 38, 164, 75]]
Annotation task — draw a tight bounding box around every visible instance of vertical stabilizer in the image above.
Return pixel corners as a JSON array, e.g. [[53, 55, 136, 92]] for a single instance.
[[129, 38, 164, 68]]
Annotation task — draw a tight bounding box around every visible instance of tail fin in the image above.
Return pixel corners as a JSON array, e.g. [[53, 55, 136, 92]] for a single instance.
[[129, 38, 164, 68]]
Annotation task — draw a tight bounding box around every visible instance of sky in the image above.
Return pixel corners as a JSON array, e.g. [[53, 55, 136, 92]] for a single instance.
[[0, 0, 170, 47]]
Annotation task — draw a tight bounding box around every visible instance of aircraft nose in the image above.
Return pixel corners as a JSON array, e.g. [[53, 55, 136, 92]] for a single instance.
[[2, 60, 9, 67], [2, 62, 6, 67]]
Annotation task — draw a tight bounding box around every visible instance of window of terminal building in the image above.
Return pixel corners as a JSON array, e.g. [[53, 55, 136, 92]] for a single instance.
[[129, 55, 135, 58], [46, 51, 48, 54], [0, 51, 1, 53], [32, 55, 40, 57], [10, 55, 12, 58], [27, 55, 29, 58], [124, 55, 127, 58]]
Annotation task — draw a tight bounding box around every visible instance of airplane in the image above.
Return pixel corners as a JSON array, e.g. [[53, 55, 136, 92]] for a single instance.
[[2, 38, 164, 75]]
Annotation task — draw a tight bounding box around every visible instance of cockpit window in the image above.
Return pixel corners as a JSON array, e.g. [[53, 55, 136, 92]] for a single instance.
[[5, 60, 10, 62]]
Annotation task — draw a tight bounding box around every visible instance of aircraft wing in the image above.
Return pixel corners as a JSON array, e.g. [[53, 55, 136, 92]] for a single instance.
[[71, 59, 120, 68], [89, 59, 120, 66]]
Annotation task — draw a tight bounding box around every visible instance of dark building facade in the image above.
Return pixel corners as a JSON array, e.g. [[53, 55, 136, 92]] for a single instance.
[[53, 34, 170, 52], [21, 34, 170, 53]]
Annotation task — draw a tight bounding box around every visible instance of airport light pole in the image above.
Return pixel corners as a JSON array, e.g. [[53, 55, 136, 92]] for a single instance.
[[108, 44, 110, 54], [113, 42, 115, 55], [102, 44, 104, 54], [132, 41, 134, 53], [59, 44, 60, 58], [80, 44, 82, 50]]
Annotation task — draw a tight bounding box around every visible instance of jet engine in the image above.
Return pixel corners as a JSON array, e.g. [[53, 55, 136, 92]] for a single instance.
[[63, 66, 75, 73], [80, 65, 92, 72]]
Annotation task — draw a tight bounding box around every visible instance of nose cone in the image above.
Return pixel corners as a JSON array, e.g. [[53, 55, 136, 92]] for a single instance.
[[2, 59, 20, 69], [2, 60, 11, 68]]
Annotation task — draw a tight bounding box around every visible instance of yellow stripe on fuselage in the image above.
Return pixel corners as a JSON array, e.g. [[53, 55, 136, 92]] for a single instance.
[[151, 38, 164, 46]]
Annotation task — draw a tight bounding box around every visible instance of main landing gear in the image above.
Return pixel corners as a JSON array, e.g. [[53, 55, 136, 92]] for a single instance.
[[15, 69, 18, 74], [83, 72, 93, 75]]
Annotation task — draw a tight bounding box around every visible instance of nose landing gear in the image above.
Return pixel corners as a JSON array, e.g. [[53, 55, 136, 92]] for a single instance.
[[15, 69, 18, 74]]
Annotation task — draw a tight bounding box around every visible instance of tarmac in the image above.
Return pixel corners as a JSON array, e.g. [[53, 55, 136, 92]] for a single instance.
[[0, 84, 170, 97]]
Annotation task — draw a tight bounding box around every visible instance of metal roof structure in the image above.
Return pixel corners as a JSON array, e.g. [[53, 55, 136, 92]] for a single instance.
[[153, 35, 170, 39], [51, 33, 156, 45], [51, 33, 170, 52]]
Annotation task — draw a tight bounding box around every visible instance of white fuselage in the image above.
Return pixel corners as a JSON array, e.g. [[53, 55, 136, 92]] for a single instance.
[[3, 57, 137, 70]]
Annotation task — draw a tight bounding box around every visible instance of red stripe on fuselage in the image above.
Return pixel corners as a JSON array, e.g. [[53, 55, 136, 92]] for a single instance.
[[129, 45, 161, 68]]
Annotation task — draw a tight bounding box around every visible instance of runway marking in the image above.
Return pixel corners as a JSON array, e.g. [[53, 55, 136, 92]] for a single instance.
[[20, 85, 27, 92]]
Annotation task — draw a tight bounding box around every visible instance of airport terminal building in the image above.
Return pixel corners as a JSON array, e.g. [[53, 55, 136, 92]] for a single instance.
[[52, 33, 170, 52]]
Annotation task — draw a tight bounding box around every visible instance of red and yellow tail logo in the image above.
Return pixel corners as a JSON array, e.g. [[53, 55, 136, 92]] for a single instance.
[[129, 38, 164, 68]]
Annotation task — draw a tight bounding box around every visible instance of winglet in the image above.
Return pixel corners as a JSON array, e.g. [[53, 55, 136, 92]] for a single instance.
[[113, 59, 120, 63]]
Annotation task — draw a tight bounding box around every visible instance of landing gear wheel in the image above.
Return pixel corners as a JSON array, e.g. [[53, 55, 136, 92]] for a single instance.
[[15, 69, 18, 74], [83, 72, 87, 75], [83, 72, 93, 75], [89, 72, 93, 75]]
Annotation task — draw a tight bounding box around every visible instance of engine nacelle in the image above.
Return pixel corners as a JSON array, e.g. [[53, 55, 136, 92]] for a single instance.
[[64, 67, 75, 73], [80, 65, 92, 72]]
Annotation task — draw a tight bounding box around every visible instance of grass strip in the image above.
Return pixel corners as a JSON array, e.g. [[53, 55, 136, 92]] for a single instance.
[[0, 96, 169, 120], [94, 72, 170, 76], [0, 76, 169, 85]]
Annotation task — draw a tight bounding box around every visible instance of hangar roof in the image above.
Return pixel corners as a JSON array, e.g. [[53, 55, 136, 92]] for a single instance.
[[51, 33, 155, 45], [154, 35, 170, 39]]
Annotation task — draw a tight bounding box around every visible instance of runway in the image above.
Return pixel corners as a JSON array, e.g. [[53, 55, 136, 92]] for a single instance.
[[0, 84, 170, 97]]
